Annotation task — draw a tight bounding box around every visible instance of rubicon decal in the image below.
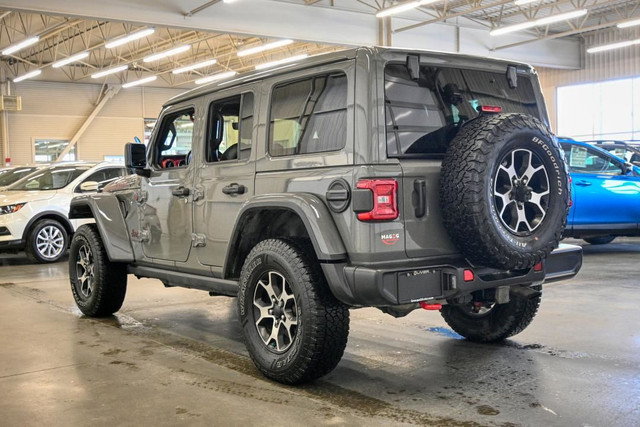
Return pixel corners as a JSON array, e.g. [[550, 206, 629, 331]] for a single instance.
[[381, 233, 400, 245]]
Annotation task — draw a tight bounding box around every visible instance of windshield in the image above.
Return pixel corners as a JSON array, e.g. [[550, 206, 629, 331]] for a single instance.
[[385, 63, 541, 158], [10, 166, 89, 191], [0, 167, 37, 186]]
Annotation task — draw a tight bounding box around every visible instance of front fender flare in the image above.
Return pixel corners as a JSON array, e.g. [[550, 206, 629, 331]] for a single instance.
[[69, 194, 134, 262]]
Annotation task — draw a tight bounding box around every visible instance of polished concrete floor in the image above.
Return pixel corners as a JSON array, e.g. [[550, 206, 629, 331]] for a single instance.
[[0, 238, 639, 426]]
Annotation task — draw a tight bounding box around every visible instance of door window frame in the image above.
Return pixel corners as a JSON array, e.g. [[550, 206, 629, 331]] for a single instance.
[[204, 91, 255, 165], [147, 104, 197, 172]]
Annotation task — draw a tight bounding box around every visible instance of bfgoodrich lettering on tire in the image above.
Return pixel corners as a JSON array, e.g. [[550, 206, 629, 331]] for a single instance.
[[237, 239, 350, 384], [440, 113, 570, 270]]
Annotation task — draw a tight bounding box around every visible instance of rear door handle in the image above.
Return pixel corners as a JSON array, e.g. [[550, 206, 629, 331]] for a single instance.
[[413, 179, 427, 218], [222, 183, 247, 195], [575, 180, 592, 187], [171, 186, 190, 197]]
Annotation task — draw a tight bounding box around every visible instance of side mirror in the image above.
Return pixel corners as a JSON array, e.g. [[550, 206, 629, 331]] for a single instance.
[[80, 181, 99, 192], [125, 143, 150, 177]]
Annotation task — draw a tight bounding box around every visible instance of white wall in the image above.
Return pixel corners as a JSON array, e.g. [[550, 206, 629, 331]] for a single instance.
[[6, 82, 183, 164], [538, 28, 640, 132]]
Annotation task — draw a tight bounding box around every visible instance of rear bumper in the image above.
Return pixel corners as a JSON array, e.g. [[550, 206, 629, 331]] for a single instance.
[[322, 244, 583, 306]]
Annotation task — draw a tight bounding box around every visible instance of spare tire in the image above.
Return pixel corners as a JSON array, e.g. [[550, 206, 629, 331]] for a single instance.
[[440, 113, 570, 270]]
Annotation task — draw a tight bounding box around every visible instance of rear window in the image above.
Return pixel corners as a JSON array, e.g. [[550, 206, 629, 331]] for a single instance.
[[269, 72, 347, 156], [385, 63, 540, 158]]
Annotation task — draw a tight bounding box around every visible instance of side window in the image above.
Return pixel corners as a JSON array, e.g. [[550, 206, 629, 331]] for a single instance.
[[77, 168, 126, 192], [563, 144, 622, 175], [153, 108, 195, 169], [206, 93, 254, 162], [269, 72, 347, 157]]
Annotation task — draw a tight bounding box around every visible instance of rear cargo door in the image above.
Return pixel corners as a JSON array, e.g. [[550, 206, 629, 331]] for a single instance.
[[400, 160, 458, 258]]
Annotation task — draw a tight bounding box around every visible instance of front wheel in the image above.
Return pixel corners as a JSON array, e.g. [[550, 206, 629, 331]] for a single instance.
[[583, 236, 615, 245], [237, 239, 350, 384], [440, 286, 541, 343], [69, 224, 127, 317], [26, 219, 68, 263]]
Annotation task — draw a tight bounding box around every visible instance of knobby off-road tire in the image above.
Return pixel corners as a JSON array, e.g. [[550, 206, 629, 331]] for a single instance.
[[237, 239, 350, 384], [69, 224, 127, 317], [441, 286, 542, 343], [26, 218, 68, 263], [583, 236, 616, 245], [440, 113, 570, 270]]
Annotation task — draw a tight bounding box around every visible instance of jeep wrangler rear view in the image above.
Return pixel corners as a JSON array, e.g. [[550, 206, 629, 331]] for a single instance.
[[68, 47, 582, 384]]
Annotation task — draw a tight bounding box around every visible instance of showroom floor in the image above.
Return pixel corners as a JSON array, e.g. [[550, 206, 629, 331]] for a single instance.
[[0, 239, 638, 426]]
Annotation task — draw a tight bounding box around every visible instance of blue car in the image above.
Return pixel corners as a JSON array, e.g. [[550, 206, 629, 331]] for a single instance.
[[559, 138, 640, 244]]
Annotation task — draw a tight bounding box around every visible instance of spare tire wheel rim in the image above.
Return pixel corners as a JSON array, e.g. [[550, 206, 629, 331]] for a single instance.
[[76, 243, 95, 298], [252, 271, 298, 353], [493, 148, 550, 236]]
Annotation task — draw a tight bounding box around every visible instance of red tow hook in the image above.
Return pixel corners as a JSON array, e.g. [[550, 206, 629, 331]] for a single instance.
[[420, 302, 442, 310]]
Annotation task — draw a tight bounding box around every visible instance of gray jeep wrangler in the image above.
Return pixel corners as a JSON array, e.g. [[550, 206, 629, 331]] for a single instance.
[[68, 47, 582, 384]]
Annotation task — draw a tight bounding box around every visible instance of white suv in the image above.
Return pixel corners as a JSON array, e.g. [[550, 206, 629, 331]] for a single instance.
[[0, 162, 127, 263]]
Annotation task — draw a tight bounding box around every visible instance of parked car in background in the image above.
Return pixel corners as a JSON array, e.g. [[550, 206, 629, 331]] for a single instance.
[[586, 140, 640, 167], [0, 162, 127, 262], [0, 165, 44, 191], [559, 138, 640, 244]]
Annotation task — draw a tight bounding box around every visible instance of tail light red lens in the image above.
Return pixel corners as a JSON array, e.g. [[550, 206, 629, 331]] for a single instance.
[[479, 105, 502, 113], [463, 269, 474, 282], [534, 262, 543, 272], [356, 179, 398, 221]]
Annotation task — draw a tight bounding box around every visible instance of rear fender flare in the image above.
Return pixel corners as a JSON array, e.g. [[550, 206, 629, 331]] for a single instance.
[[225, 193, 347, 274]]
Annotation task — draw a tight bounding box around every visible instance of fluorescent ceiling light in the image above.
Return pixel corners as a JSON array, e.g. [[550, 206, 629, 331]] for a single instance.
[[237, 39, 293, 57], [617, 18, 640, 29], [2, 36, 39, 56], [376, 0, 440, 18], [13, 69, 42, 83], [105, 28, 155, 49], [587, 38, 640, 54], [52, 51, 90, 68], [195, 71, 238, 85], [91, 65, 129, 79], [172, 59, 218, 74], [143, 45, 190, 62], [514, 0, 539, 5], [490, 9, 587, 36], [255, 54, 308, 70], [122, 75, 157, 88]]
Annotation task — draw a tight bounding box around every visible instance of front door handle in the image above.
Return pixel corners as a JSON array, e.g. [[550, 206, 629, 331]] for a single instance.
[[171, 186, 190, 197], [575, 180, 592, 187], [222, 183, 247, 195]]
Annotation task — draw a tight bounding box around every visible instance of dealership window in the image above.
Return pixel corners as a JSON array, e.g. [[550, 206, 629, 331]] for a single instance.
[[557, 77, 640, 141], [34, 139, 76, 162]]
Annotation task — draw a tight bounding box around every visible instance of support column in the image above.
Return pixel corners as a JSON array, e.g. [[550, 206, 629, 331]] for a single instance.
[[56, 85, 120, 161]]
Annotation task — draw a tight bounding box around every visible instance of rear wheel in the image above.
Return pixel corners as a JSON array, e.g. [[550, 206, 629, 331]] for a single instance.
[[69, 224, 127, 317], [26, 219, 68, 263], [237, 239, 350, 384], [583, 236, 615, 245], [440, 286, 541, 343]]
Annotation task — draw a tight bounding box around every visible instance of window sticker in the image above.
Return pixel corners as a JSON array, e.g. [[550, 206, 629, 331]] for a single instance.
[[570, 146, 588, 168]]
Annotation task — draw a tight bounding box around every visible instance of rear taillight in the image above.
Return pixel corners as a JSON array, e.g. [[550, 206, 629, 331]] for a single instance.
[[478, 105, 502, 113], [356, 179, 398, 221]]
